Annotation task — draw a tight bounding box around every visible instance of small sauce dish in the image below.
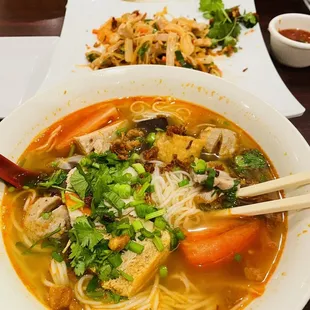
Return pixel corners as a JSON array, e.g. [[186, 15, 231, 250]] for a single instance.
[[268, 13, 310, 68]]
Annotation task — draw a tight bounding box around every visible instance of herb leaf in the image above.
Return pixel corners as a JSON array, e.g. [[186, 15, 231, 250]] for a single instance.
[[73, 216, 103, 250], [199, 0, 224, 13], [38, 170, 67, 188], [70, 169, 88, 199]]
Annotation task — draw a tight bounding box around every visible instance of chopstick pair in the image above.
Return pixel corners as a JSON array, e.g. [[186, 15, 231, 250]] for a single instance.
[[214, 171, 310, 217]]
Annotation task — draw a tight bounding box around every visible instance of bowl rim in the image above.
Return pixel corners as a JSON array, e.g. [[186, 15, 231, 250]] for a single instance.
[[268, 13, 310, 50]]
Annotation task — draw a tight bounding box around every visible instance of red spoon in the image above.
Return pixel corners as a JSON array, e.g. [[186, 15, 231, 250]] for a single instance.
[[0, 154, 41, 189]]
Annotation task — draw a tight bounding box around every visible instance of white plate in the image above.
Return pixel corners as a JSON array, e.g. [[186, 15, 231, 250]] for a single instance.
[[0, 36, 59, 118], [1, 66, 310, 309], [40, 0, 305, 118]]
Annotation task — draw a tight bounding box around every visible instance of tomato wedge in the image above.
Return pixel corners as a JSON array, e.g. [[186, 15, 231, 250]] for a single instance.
[[180, 220, 260, 267]]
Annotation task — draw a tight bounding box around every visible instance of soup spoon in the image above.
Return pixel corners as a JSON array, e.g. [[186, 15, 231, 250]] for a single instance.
[[0, 154, 41, 189]]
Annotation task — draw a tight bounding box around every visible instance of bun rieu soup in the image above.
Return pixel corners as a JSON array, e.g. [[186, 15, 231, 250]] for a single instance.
[[2, 97, 286, 310]]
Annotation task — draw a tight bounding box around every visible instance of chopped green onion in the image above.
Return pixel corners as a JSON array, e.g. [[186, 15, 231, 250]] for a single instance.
[[129, 200, 145, 207], [146, 132, 156, 146], [135, 203, 156, 218], [154, 217, 166, 230], [138, 234, 146, 241], [191, 158, 207, 174], [92, 162, 100, 169], [137, 42, 149, 58], [22, 186, 30, 190], [132, 163, 146, 174], [132, 220, 144, 232], [61, 191, 66, 204], [175, 50, 193, 68], [178, 179, 189, 187], [146, 184, 155, 193], [153, 235, 164, 252], [108, 253, 123, 268], [127, 241, 144, 254], [130, 153, 140, 161], [204, 168, 216, 190], [103, 192, 125, 210], [52, 251, 63, 262], [145, 208, 166, 221], [155, 127, 164, 132], [7, 186, 15, 193], [68, 194, 85, 211], [234, 253, 242, 262], [138, 172, 152, 185], [116, 128, 127, 136], [133, 182, 150, 200], [41, 212, 52, 220], [68, 144, 76, 157], [174, 228, 185, 241], [159, 265, 168, 278], [169, 231, 178, 251], [153, 229, 162, 237], [141, 228, 154, 238], [86, 290, 105, 299], [119, 270, 134, 282]]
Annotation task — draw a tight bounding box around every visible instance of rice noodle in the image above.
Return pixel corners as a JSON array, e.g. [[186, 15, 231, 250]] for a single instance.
[[35, 125, 61, 152], [128, 96, 193, 124], [70, 273, 218, 310], [50, 259, 69, 286], [151, 163, 202, 227]]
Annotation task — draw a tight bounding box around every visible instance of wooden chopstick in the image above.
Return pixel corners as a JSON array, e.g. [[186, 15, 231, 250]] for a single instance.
[[213, 193, 310, 217], [238, 171, 310, 197]]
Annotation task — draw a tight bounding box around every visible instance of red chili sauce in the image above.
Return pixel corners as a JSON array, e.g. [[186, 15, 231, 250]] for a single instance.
[[279, 28, 310, 43]]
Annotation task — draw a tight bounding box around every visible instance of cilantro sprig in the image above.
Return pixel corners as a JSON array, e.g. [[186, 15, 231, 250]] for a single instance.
[[199, 0, 259, 51]]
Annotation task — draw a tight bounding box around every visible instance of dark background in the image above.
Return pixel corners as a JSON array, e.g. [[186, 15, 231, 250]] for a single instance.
[[0, 0, 309, 308]]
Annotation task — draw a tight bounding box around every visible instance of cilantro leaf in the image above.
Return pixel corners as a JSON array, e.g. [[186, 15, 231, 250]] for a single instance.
[[70, 169, 88, 199], [69, 242, 96, 276], [99, 264, 112, 281], [240, 12, 259, 28], [208, 21, 241, 40], [38, 170, 67, 188], [234, 149, 267, 171], [223, 36, 237, 47], [199, 0, 223, 13], [73, 216, 103, 250]]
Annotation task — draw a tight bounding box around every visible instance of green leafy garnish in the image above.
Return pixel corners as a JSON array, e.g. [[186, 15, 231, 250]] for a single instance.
[[203, 168, 216, 190], [199, 0, 258, 51], [20, 226, 62, 255], [240, 12, 259, 28], [38, 170, 67, 188], [191, 158, 207, 174], [234, 253, 242, 262], [72, 216, 103, 250], [178, 179, 189, 187], [175, 50, 193, 68], [41, 212, 52, 220], [70, 169, 89, 199], [234, 149, 267, 171], [138, 42, 150, 58], [52, 251, 63, 262], [127, 241, 144, 254], [68, 194, 85, 211], [159, 265, 168, 278]]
